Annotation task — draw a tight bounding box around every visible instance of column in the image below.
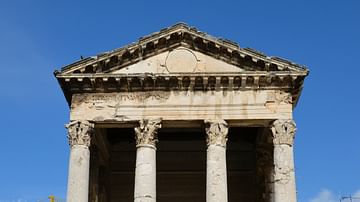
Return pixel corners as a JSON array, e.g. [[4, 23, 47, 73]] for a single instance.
[[205, 119, 229, 202], [66, 120, 94, 202], [271, 119, 297, 202], [134, 119, 162, 202]]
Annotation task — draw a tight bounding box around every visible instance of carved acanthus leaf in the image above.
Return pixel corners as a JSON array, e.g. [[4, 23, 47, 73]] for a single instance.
[[134, 118, 162, 147], [205, 119, 228, 147], [271, 119, 296, 146], [66, 120, 94, 147]]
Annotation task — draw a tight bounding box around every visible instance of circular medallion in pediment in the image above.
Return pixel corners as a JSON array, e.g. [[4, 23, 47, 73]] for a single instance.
[[165, 48, 198, 72]]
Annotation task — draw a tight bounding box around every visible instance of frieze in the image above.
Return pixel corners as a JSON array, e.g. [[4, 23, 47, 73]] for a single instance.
[[275, 92, 292, 104], [267, 91, 292, 104], [117, 92, 170, 102], [80, 92, 170, 103]]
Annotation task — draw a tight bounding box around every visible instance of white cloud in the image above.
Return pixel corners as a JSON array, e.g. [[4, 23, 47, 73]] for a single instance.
[[354, 190, 360, 198], [310, 189, 338, 202], [310, 189, 360, 202]]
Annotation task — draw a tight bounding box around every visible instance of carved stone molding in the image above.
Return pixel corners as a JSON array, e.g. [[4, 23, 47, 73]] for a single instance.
[[205, 119, 228, 147], [134, 118, 162, 147], [66, 120, 94, 147], [273, 91, 292, 104], [271, 119, 296, 146]]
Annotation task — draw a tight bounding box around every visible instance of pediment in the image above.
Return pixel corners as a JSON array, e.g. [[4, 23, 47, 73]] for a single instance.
[[54, 23, 309, 107], [55, 23, 308, 76]]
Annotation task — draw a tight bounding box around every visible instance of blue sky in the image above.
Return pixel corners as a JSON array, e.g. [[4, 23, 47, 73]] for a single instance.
[[0, 0, 359, 201]]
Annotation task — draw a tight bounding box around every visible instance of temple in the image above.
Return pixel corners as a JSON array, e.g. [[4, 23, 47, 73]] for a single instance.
[[54, 23, 308, 202]]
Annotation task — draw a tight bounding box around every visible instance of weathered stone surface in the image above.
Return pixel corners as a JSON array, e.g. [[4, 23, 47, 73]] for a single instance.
[[134, 119, 162, 147], [205, 119, 228, 147], [134, 119, 161, 202], [205, 120, 228, 202], [113, 48, 245, 74], [271, 119, 296, 146], [66, 120, 94, 147], [66, 120, 94, 202], [55, 23, 308, 107], [134, 147, 157, 202], [70, 90, 293, 122], [67, 145, 90, 202], [273, 145, 297, 202], [271, 119, 297, 202]]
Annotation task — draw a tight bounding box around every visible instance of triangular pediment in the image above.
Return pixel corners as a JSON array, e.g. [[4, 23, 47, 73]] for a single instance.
[[55, 23, 308, 76], [54, 23, 309, 107]]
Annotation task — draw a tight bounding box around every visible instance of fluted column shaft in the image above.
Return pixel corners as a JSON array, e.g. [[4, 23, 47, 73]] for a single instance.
[[205, 119, 229, 202], [134, 119, 162, 202], [271, 119, 297, 202], [66, 120, 94, 202]]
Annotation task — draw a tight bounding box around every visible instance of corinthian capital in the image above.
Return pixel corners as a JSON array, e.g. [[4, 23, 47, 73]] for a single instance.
[[271, 119, 296, 146], [205, 119, 228, 147], [134, 118, 162, 147], [66, 120, 94, 147]]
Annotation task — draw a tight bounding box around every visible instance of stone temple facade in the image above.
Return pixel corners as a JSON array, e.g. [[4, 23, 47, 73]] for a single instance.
[[54, 23, 308, 202]]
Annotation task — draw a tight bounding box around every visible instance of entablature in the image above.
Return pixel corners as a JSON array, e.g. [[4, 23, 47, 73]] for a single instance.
[[57, 72, 306, 106]]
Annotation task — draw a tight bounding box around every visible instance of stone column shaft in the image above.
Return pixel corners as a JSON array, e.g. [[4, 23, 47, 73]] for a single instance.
[[67, 145, 90, 202], [271, 119, 297, 202], [134, 146, 156, 202], [66, 120, 94, 202], [205, 119, 228, 202], [134, 119, 161, 202]]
